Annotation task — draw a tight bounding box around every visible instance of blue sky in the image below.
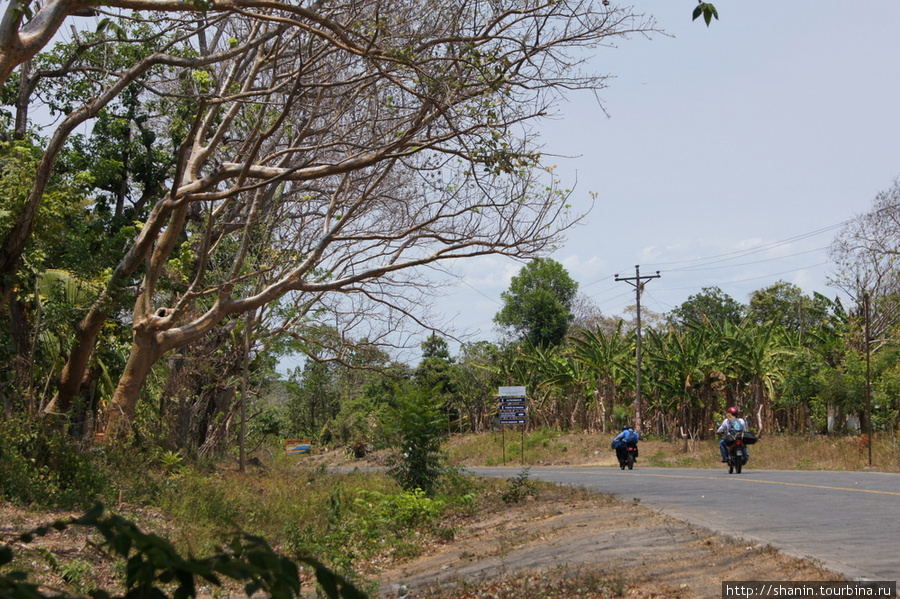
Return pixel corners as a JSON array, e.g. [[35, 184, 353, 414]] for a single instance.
[[426, 1, 900, 353]]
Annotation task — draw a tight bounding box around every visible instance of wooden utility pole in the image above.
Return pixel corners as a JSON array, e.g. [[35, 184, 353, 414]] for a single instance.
[[864, 292, 872, 467], [615, 265, 660, 434]]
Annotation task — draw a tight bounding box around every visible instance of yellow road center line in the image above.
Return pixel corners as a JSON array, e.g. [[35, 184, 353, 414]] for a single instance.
[[482, 468, 900, 496], [602, 471, 900, 496]]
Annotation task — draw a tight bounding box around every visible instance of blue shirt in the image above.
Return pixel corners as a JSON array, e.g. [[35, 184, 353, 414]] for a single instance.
[[615, 428, 639, 444]]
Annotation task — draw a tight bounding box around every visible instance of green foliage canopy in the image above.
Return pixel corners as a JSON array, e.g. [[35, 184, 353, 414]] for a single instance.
[[494, 258, 578, 347]]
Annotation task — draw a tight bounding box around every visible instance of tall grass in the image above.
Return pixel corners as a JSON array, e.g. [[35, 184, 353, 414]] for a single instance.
[[132, 454, 489, 593]]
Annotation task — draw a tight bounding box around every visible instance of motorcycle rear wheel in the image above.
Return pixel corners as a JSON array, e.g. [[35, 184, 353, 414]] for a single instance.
[[626, 453, 634, 470]]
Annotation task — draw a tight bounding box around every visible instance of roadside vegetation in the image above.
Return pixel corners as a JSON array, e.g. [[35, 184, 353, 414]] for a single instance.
[[2, 425, 895, 598]]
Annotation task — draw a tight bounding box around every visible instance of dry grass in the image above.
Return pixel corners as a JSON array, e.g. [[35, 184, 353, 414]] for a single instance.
[[443, 430, 900, 472]]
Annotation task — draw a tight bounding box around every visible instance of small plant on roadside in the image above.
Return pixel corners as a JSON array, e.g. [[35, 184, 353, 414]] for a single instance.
[[158, 450, 184, 475], [352, 488, 446, 536], [501, 468, 537, 504], [59, 558, 95, 593], [34, 548, 95, 592]]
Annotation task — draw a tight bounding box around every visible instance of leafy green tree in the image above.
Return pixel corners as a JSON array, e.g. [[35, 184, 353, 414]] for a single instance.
[[415, 334, 454, 395], [724, 320, 795, 434], [449, 341, 505, 433], [523, 343, 592, 430], [415, 334, 457, 431], [383, 385, 447, 496], [644, 321, 728, 438], [667, 286, 744, 331], [0, 139, 125, 419], [286, 361, 341, 441], [747, 281, 832, 335], [778, 348, 827, 434], [494, 258, 579, 347]]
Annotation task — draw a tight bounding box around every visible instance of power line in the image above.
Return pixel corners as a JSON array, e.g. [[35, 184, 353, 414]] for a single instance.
[[642, 220, 849, 270], [667, 246, 829, 274], [581, 218, 848, 290]]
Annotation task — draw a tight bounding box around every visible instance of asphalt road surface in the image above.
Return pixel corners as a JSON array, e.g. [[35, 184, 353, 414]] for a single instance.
[[470, 465, 900, 583]]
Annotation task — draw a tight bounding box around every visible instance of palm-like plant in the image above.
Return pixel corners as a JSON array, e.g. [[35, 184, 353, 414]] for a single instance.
[[533, 344, 595, 430], [571, 321, 633, 432], [32, 269, 116, 418], [645, 322, 727, 439], [724, 319, 794, 434]]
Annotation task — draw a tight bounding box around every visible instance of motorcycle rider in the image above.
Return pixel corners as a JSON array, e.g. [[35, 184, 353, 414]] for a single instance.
[[612, 425, 640, 464], [717, 407, 749, 463]]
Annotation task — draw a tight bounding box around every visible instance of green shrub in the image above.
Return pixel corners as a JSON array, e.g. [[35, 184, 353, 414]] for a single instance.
[[353, 488, 446, 534], [0, 418, 107, 508], [501, 468, 537, 504], [383, 387, 448, 496]]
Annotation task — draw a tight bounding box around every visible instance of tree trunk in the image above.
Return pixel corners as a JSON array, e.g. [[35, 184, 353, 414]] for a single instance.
[[9, 295, 32, 416], [44, 309, 108, 415], [104, 332, 163, 439]]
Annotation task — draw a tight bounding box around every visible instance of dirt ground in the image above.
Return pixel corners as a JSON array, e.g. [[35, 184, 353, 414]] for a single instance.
[[359, 445, 846, 599], [373, 483, 844, 599]]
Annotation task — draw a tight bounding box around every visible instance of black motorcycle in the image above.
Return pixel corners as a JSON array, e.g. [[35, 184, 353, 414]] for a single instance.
[[724, 437, 747, 474], [615, 442, 638, 470], [722, 429, 756, 474]]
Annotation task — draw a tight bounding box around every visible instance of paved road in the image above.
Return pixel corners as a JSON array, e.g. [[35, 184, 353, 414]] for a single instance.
[[470, 466, 900, 582]]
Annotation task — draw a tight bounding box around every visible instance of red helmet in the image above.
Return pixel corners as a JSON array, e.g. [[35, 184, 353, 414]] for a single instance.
[[727, 407, 739, 415]]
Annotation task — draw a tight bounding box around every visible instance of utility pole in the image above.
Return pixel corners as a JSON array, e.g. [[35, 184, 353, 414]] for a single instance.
[[864, 292, 872, 467], [615, 265, 660, 434]]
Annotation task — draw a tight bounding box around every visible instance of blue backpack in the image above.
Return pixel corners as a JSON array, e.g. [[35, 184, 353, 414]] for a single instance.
[[624, 429, 638, 443]]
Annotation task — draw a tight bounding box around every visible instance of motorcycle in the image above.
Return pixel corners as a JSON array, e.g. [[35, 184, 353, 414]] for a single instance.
[[722, 427, 757, 474], [616, 442, 639, 470], [724, 437, 747, 474]]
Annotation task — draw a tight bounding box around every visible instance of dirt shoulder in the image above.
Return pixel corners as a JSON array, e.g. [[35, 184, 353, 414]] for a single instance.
[[373, 489, 844, 599], [320, 441, 849, 598]]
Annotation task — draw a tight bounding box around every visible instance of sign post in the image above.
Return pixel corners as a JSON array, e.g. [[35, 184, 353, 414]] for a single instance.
[[498, 386, 527, 465]]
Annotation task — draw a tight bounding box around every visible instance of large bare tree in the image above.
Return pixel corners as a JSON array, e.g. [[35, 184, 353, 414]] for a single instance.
[[3, 1, 654, 436], [829, 179, 900, 348]]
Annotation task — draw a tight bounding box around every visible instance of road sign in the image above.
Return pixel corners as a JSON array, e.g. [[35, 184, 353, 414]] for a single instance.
[[498, 388, 528, 427], [499, 404, 527, 426], [495, 388, 528, 463], [499, 397, 526, 408], [498, 386, 526, 397]]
